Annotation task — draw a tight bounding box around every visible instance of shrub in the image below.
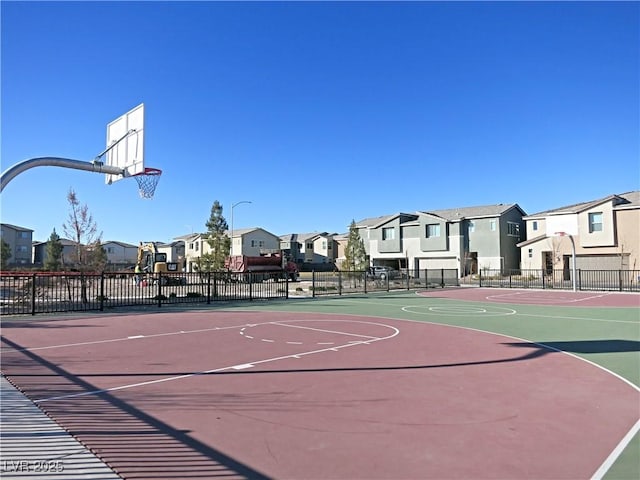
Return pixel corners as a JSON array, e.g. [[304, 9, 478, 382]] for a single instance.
[[186, 291, 203, 298]]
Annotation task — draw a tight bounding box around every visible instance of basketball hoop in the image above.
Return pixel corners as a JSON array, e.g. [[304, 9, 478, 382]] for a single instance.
[[132, 167, 162, 199]]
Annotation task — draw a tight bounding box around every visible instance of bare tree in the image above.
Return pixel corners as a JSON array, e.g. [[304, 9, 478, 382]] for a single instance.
[[62, 188, 105, 302]]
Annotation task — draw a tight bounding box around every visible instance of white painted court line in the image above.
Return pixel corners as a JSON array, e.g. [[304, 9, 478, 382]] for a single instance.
[[34, 324, 400, 404], [1, 323, 267, 353], [590, 419, 640, 480], [272, 321, 380, 339]]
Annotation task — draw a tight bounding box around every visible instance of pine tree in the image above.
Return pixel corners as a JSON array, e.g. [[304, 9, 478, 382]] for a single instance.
[[0, 239, 11, 270], [201, 200, 231, 271], [344, 220, 367, 271], [44, 229, 64, 271]]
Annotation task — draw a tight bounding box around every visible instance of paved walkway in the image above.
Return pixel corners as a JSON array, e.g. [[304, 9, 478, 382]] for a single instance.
[[1, 376, 121, 479]]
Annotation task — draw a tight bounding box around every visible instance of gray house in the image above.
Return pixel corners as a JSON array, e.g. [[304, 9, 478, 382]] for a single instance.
[[356, 203, 526, 277], [1, 223, 34, 267], [280, 232, 337, 270]]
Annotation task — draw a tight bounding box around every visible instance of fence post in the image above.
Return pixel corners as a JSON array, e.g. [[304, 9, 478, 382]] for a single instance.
[[157, 273, 163, 308], [541, 270, 545, 289], [440, 268, 445, 288], [285, 272, 289, 299], [207, 272, 212, 304], [338, 271, 342, 295], [100, 272, 105, 312], [478, 269, 482, 288], [31, 273, 37, 315], [578, 269, 582, 291], [312, 270, 316, 298], [364, 270, 368, 294], [619, 269, 623, 292]]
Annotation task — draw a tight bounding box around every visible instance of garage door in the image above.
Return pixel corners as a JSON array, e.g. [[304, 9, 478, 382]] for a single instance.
[[417, 257, 458, 270], [575, 255, 628, 270]]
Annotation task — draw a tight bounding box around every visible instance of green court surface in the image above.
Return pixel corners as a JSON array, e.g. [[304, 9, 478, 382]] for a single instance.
[[226, 290, 640, 480]]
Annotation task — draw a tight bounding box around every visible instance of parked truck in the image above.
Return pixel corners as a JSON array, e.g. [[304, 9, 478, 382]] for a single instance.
[[224, 253, 299, 282]]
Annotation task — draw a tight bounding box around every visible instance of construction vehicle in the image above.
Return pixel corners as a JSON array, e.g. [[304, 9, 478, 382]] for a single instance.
[[224, 253, 299, 282], [137, 242, 186, 286]]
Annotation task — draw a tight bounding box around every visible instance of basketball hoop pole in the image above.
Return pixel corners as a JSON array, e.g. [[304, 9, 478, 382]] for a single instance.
[[555, 231, 577, 291], [0, 157, 124, 193]]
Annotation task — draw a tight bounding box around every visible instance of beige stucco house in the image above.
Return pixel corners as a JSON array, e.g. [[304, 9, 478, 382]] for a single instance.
[[517, 191, 639, 273], [182, 227, 280, 272]]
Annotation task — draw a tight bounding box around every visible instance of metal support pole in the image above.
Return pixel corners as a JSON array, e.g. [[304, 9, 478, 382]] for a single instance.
[[1, 157, 124, 192]]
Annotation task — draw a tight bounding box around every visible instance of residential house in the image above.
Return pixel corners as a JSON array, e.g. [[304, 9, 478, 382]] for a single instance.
[[280, 232, 337, 270], [32, 238, 79, 268], [356, 203, 526, 276], [517, 191, 640, 273], [1, 223, 33, 267], [156, 240, 186, 268], [333, 233, 349, 270], [183, 228, 280, 272], [102, 241, 138, 267]]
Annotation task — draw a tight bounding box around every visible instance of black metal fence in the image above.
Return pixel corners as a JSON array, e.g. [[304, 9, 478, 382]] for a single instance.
[[0, 271, 290, 316], [309, 269, 459, 297], [461, 269, 640, 292], [3, 268, 637, 316]]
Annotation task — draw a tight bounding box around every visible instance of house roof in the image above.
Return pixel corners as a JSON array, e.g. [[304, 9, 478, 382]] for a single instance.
[[33, 238, 77, 247], [524, 191, 640, 218], [102, 240, 137, 248], [516, 234, 548, 248], [1, 223, 33, 232], [356, 213, 418, 228], [420, 203, 525, 221]]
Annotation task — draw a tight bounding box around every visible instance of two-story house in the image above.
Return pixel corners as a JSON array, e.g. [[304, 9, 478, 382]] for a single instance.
[[183, 228, 281, 272], [517, 191, 640, 274], [101, 241, 138, 267], [280, 232, 337, 269], [357, 203, 526, 277], [1, 223, 33, 267], [32, 237, 80, 268]]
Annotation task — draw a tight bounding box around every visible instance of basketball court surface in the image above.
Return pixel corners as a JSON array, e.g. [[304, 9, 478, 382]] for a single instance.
[[1, 287, 639, 479]]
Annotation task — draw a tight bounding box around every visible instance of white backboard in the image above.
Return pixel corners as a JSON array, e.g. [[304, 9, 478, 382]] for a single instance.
[[105, 103, 145, 184], [546, 215, 578, 236]]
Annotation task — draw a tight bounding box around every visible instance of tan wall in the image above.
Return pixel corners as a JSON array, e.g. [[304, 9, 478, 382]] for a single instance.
[[578, 202, 615, 247]]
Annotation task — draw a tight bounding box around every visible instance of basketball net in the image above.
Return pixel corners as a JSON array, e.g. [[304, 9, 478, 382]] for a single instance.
[[133, 167, 162, 199]]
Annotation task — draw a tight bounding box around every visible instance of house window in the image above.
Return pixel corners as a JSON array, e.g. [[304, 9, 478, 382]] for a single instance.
[[490, 220, 496, 231], [19, 232, 29, 239], [589, 212, 603, 233], [107, 247, 115, 254], [468, 221, 475, 233], [382, 227, 395, 240], [528, 248, 533, 258], [507, 222, 520, 237], [259, 240, 265, 248], [426, 224, 440, 238], [322, 241, 327, 249], [17, 245, 28, 253], [251, 240, 256, 247], [532, 221, 538, 231], [306, 242, 313, 249]]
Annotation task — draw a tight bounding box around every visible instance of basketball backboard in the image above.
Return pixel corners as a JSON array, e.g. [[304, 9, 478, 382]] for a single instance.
[[105, 103, 145, 184], [546, 215, 578, 236]]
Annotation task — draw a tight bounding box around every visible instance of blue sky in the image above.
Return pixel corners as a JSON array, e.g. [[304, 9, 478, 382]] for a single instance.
[[2, 1, 638, 244]]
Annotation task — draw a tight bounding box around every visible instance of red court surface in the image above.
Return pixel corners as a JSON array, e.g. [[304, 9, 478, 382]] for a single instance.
[[2, 310, 639, 479], [418, 286, 640, 307]]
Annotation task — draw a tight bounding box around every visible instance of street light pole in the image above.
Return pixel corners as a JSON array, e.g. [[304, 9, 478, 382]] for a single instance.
[[231, 200, 252, 256]]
